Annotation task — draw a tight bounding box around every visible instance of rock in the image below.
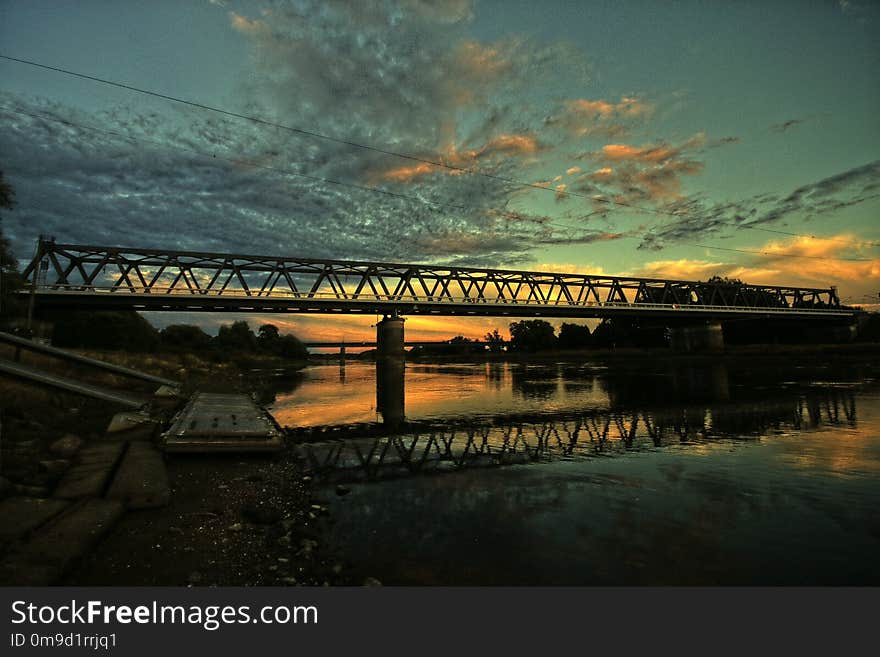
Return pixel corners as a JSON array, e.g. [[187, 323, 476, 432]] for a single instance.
[[241, 503, 282, 525], [187, 571, 203, 585], [13, 484, 49, 498], [301, 475, 313, 483], [48, 434, 83, 459], [107, 411, 155, 434], [153, 385, 179, 399], [38, 460, 70, 478], [281, 576, 297, 585], [228, 523, 244, 532], [363, 577, 383, 587], [335, 485, 351, 496]]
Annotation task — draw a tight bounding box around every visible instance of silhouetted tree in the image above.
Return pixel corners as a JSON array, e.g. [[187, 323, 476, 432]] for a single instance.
[[257, 323, 281, 344], [51, 311, 160, 351], [509, 319, 556, 352], [160, 324, 212, 351], [274, 334, 309, 360], [215, 320, 257, 351], [557, 322, 592, 349], [0, 169, 24, 321], [591, 318, 667, 349], [484, 328, 505, 352]]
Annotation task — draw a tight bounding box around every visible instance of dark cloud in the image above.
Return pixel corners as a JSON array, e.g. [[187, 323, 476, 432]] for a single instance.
[[0, 0, 597, 269], [771, 118, 805, 133], [709, 136, 739, 147], [637, 160, 880, 249]]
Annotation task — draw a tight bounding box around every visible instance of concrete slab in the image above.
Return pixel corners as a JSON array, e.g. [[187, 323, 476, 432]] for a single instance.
[[105, 441, 171, 509], [0, 497, 70, 544], [107, 409, 157, 433], [53, 442, 126, 500], [163, 392, 283, 453], [0, 498, 125, 585]]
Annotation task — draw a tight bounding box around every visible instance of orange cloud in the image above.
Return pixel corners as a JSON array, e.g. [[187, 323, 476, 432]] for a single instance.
[[378, 162, 438, 183], [553, 96, 653, 138], [229, 11, 269, 36], [483, 133, 539, 155], [633, 258, 729, 280], [567, 96, 652, 119], [583, 133, 706, 202], [372, 132, 539, 183], [632, 234, 880, 302], [600, 133, 705, 164]]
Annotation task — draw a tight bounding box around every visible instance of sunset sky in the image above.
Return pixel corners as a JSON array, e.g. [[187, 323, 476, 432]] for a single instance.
[[1, 0, 878, 341]]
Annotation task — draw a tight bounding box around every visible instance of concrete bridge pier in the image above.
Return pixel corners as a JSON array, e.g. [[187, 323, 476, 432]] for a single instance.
[[376, 313, 406, 427], [669, 321, 724, 352], [376, 314, 406, 360]]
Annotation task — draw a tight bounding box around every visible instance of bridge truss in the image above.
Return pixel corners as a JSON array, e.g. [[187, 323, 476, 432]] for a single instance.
[[21, 240, 851, 319]]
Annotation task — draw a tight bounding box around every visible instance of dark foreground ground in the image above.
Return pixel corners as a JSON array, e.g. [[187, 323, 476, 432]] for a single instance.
[[0, 346, 366, 586], [65, 452, 356, 586]]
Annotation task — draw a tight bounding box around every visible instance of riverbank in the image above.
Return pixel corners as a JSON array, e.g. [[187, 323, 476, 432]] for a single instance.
[[0, 345, 357, 586], [403, 340, 880, 364]]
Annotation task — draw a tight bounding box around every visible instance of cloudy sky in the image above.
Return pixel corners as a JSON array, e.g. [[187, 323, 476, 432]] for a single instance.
[[1, 0, 878, 341]]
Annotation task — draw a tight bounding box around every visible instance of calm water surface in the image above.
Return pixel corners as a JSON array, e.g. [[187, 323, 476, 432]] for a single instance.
[[269, 357, 880, 585]]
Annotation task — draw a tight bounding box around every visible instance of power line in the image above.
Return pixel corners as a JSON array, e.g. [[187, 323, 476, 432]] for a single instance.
[[689, 243, 873, 262], [732, 221, 880, 248], [0, 53, 666, 215], [4, 54, 878, 251]]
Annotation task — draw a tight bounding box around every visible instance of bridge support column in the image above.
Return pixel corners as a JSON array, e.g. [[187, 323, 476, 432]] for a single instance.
[[669, 321, 724, 352], [376, 314, 405, 360], [376, 314, 406, 427]]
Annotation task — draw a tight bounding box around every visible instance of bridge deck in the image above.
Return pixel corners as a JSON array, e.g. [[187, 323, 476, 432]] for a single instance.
[[26, 289, 854, 320]]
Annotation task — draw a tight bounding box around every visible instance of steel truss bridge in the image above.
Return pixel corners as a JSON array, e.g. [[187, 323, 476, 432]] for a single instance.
[[21, 241, 855, 320], [294, 389, 857, 483]]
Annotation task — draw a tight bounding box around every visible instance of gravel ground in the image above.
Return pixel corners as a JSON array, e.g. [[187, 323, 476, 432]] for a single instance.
[[64, 449, 356, 587], [1, 348, 363, 587]]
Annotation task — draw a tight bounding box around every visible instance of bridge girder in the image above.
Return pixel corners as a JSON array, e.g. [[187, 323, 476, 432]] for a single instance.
[[20, 240, 855, 321]]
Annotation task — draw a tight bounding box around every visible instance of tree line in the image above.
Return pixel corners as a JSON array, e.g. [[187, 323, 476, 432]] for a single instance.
[[42, 312, 309, 361], [419, 318, 668, 355]]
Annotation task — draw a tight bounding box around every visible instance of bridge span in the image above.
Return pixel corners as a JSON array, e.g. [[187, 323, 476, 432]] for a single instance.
[[21, 240, 854, 322]]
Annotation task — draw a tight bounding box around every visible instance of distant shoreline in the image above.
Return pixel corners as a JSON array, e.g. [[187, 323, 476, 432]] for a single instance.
[[306, 341, 880, 365]]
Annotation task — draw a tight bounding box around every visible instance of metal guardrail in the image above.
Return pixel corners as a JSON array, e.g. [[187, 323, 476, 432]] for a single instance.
[[0, 330, 179, 388]]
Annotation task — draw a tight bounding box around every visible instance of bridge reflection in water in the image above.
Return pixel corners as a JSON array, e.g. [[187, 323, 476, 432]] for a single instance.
[[291, 363, 858, 483]]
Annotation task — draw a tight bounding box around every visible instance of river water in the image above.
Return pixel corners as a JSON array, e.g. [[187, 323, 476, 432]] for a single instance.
[[268, 355, 880, 585]]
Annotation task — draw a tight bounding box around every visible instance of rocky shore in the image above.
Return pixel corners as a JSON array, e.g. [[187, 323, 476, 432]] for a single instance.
[[0, 346, 371, 587]]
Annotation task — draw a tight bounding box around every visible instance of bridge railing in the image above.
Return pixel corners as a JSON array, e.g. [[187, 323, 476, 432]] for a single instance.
[[28, 283, 853, 315]]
